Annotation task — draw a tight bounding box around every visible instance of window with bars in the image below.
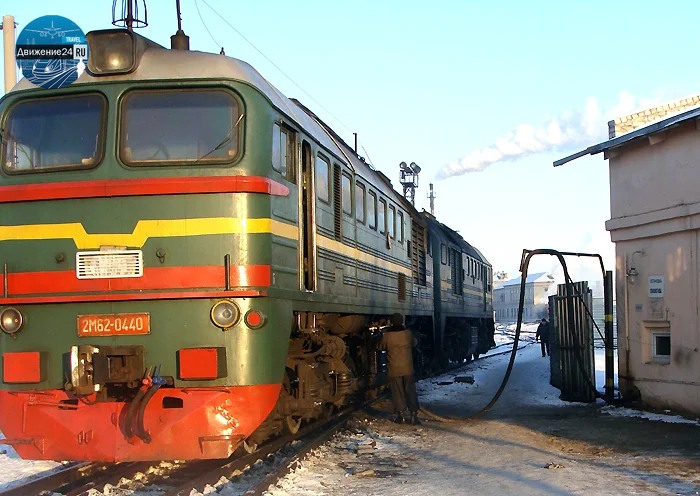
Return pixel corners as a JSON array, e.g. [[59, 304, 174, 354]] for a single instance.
[[411, 222, 426, 285], [333, 164, 342, 240]]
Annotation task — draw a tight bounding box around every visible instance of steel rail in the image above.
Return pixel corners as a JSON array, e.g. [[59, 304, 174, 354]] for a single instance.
[[161, 406, 357, 496]]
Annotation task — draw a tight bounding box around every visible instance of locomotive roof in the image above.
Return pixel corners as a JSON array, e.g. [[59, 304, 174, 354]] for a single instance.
[[9, 35, 411, 213], [423, 214, 491, 266]]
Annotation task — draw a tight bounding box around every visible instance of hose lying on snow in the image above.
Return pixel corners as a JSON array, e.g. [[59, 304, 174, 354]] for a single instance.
[[418, 248, 607, 423]]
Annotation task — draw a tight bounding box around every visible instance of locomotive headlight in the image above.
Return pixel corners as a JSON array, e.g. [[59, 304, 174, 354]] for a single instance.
[[86, 29, 163, 76], [210, 300, 239, 329], [0, 307, 23, 334], [87, 30, 136, 75]]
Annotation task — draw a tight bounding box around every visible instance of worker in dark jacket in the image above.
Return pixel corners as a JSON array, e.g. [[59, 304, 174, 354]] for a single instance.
[[379, 313, 420, 425], [536, 318, 550, 357]]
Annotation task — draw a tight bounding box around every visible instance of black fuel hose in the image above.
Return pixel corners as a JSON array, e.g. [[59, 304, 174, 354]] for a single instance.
[[419, 248, 607, 423]]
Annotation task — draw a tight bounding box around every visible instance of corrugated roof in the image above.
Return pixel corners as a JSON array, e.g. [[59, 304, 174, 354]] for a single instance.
[[553, 105, 700, 167]]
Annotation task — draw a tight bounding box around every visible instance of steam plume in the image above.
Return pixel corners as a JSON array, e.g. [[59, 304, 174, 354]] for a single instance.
[[436, 92, 652, 179]]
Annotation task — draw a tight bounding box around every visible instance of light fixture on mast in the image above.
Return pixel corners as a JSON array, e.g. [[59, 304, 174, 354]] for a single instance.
[[399, 161, 421, 206]]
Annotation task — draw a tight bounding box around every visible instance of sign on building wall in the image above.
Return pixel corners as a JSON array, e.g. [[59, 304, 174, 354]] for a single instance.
[[648, 275, 664, 298]]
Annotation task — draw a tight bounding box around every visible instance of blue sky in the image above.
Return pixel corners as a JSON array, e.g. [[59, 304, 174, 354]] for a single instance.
[[4, 1, 700, 283]]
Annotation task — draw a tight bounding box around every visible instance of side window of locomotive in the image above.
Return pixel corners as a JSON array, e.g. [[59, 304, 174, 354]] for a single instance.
[[121, 89, 240, 166], [272, 123, 296, 182], [440, 244, 447, 265], [355, 182, 366, 223], [315, 153, 330, 203], [388, 205, 396, 239], [341, 172, 352, 216], [398, 211, 404, 243], [368, 191, 377, 230], [2, 94, 106, 173], [378, 199, 387, 234]]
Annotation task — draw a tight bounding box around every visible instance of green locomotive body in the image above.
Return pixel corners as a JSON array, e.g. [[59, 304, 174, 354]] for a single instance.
[[0, 29, 493, 461]]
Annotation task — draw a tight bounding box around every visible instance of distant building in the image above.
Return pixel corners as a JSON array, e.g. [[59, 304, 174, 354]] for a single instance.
[[556, 96, 700, 413], [493, 272, 554, 322]]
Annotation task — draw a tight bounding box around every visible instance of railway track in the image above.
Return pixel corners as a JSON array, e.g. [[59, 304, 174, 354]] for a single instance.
[[0, 403, 361, 495], [0, 345, 519, 495]]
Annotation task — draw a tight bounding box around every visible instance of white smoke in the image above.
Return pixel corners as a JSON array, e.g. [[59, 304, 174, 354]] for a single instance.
[[436, 91, 654, 179]]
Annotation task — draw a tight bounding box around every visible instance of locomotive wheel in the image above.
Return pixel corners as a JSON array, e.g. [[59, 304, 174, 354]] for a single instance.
[[284, 415, 302, 434]]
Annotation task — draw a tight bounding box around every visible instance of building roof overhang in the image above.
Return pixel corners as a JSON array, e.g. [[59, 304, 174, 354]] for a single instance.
[[553, 105, 700, 167]]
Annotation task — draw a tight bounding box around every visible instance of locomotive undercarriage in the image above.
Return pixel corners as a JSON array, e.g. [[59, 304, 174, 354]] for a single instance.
[[243, 312, 378, 449], [444, 318, 493, 363]]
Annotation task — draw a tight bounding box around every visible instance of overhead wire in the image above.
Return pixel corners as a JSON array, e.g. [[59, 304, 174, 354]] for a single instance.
[[196, 0, 360, 155], [193, 0, 221, 49]]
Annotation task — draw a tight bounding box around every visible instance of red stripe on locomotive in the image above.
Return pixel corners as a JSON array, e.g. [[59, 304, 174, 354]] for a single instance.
[[0, 176, 289, 203]]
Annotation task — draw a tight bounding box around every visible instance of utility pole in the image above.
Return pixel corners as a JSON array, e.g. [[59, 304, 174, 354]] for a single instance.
[[2, 14, 17, 94], [428, 183, 436, 216]]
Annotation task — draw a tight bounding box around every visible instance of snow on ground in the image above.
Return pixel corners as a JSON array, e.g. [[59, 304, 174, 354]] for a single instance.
[[0, 449, 65, 490], [600, 406, 700, 425], [1, 323, 698, 495]]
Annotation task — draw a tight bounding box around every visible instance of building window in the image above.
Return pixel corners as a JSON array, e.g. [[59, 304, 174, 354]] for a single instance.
[[643, 321, 671, 364], [652, 332, 671, 363], [316, 154, 330, 203]]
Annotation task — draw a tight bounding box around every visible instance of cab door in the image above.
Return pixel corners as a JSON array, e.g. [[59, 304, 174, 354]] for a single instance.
[[300, 140, 316, 291]]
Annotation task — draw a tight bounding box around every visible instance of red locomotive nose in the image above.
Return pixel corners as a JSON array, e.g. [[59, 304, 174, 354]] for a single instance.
[[0, 384, 281, 461]]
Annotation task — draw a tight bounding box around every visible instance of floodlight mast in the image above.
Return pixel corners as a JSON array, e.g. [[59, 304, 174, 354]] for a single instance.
[[399, 161, 421, 206]]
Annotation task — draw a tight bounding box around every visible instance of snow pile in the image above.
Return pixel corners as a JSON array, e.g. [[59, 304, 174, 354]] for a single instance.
[[600, 406, 700, 425]]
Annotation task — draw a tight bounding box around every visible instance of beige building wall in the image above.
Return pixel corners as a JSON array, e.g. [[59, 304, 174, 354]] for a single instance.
[[606, 122, 700, 412], [494, 276, 552, 322]]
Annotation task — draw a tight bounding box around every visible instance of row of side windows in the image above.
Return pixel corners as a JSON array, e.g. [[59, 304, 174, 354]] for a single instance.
[[272, 123, 405, 244], [439, 243, 489, 282], [316, 152, 404, 243]]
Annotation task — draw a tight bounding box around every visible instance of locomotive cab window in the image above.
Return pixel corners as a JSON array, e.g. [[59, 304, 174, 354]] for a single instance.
[[120, 89, 241, 166], [272, 122, 296, 182], [2, 94, 106, 172]]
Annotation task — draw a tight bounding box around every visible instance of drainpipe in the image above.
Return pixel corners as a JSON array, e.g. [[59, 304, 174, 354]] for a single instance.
[[623, 253, 631, 384], [604, 270, 614, 401], [3, 14, 16, 94]]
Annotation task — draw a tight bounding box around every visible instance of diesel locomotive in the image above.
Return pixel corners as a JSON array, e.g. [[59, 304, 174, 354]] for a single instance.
[[0, 26, 494, 461]]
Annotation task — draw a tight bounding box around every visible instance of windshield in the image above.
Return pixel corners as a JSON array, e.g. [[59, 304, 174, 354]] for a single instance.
[[2, 94, 105, 172], [120, 89, 241, 165]]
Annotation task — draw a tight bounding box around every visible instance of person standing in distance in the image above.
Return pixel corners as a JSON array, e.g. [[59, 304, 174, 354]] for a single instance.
[[536, 318, 550, 357], [380, 313, 420, 425]]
